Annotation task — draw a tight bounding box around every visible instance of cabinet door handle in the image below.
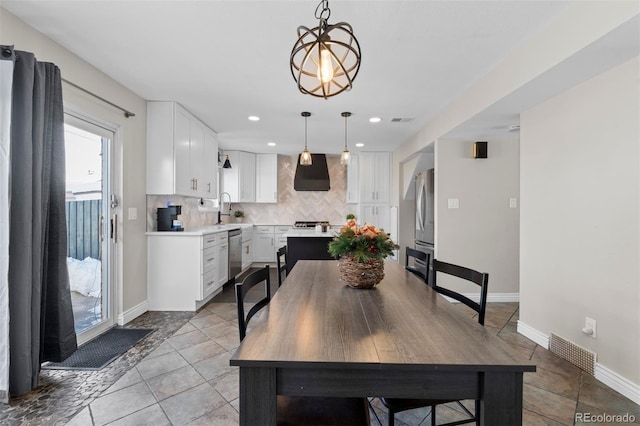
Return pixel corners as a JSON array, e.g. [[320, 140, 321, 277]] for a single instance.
[[208, 182, 211, 193], [271, 237, 274, 246], [372, 191, 375, 200]]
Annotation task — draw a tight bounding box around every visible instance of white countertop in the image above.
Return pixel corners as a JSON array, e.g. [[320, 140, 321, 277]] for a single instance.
[[146, 223, 253, 236], [282, 229, 338, 238]]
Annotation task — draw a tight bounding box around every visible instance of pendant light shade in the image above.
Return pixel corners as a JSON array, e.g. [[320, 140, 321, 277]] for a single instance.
[[290, 0, 361, 99], [300, 112, 312, 166], [223, 155, 232, 169], [340, 112, 351, 166]]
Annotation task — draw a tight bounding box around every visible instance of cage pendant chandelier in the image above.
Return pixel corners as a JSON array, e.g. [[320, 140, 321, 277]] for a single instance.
[[290, 0, 361, 99]]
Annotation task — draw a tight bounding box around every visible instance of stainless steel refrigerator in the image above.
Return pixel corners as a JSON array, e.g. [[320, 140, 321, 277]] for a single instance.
[[415, 170, 434, 281]]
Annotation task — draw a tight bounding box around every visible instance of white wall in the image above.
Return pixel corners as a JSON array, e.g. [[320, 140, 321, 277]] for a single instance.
[[1, 8, 148, 319], [520, 58, 639, 385], [436, 138, 520, 297]]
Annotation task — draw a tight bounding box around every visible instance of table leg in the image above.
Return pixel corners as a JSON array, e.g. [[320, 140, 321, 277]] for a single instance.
[[239, 367, 276, 426], [480, 371, 524, 425]]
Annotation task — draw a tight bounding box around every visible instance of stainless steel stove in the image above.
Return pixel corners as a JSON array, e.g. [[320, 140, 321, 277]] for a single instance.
[[293, 221, 330, 228]]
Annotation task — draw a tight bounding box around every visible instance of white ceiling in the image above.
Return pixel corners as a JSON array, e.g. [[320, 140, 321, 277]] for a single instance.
[[3, 0, 619, 156]]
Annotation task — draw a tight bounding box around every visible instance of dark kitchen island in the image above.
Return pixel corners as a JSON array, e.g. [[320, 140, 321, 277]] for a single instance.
[[283, 229, 336, 274]]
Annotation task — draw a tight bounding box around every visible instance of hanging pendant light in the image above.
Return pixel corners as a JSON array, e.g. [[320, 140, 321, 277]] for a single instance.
[[290, 0, 361, 99], [340, 112, 351, 166], [222, 155, 232, 169], [300, 112, 312, 166]]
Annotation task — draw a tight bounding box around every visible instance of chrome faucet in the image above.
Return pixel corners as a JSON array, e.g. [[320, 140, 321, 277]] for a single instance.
[[217, 192, 232, 224]]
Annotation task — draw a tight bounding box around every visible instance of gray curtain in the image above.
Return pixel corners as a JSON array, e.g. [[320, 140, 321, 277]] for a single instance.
[[7, 47, 77, 396]]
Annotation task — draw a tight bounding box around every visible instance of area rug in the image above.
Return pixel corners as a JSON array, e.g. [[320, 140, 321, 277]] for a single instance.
[[43, 327, 154, 370]]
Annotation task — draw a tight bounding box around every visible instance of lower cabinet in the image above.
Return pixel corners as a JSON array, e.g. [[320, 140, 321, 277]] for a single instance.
[[254, 226, 275, 263], [242, 240, 253, 271], [147, 231, 228, 311]]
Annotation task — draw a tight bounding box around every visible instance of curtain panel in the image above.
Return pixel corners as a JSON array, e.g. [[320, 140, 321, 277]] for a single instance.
[[5, 46, 77, 398]]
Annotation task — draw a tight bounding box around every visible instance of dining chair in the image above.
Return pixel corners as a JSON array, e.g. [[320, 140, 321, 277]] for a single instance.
[[379, 259, 489, 426], [235, 265, 371, 425], [276, 245, 288, 288], [405, 247, 429, 284], [235, 265, 272, 341]]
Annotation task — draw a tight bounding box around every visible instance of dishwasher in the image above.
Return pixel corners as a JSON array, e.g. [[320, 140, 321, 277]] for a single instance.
[[228, 228, 242, 280]]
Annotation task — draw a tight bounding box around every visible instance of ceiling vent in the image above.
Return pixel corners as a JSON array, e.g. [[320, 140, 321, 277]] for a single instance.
[[391, 117, 415, 123]]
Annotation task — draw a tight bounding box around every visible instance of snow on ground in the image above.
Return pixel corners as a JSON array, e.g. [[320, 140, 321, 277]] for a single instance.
[[67, 257, 101, 297]]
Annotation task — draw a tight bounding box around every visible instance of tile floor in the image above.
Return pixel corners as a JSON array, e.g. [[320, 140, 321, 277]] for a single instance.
[[1, 274, 639, 425]]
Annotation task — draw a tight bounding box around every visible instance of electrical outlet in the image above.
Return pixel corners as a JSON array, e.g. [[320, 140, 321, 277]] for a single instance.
[[583, 317, 597, 339]]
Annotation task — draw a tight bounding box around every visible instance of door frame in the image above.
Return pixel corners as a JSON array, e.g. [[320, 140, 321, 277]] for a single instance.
[[64, 109, 122, 345]]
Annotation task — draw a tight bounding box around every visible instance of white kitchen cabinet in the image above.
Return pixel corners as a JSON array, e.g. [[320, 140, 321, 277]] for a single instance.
[[360, 152, 391, 203], [360, 204, 390, 233], [241, 226, 253, 271], [242, 240, 253, 270], [256, 153, 278, 203], [216, 233, 229, 286], [203, 128, 218, 198], [147, 101, 218, 197], [274, 225, 291, 259], [222, 150, 256, 202], [147, 231, 228, 311], [254, 225, 275, 262], [346, 154, 359, 203]]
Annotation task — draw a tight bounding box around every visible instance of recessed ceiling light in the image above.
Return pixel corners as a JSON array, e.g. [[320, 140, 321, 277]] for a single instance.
[[355, 143, 364, 147], [369, 117, 381, 123], [248, 116, 260, 121], [267, 142, 276, 146]]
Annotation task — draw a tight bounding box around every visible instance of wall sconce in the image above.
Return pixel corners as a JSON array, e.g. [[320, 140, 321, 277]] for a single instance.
[[223, 155, 232, 168], [473, 141, 488, 159]]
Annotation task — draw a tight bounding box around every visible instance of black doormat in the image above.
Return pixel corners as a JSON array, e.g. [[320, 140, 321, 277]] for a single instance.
[[43, 327, 154, 371]]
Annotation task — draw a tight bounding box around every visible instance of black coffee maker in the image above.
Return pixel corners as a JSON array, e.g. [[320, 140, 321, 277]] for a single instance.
[[157, 205, 183, 231]]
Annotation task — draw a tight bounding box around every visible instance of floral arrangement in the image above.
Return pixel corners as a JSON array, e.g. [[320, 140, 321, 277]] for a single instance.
[[233, 210, 244, 218], [328, 219, 397, 262]]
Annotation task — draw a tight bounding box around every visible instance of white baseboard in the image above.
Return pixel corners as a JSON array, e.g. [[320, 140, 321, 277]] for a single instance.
[[487, 293, 519, 303], [517, 321, 640, 405], [517, 320, 549, 349], [595, 363, 640, 405], [118, 300, 148, 325], [456, 292, 520, 303]]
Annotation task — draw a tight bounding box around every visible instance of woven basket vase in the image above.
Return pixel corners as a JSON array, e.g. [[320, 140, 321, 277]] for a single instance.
[[338, 257, 385, 289]]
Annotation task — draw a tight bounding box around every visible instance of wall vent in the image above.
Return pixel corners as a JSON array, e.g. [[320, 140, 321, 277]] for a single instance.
[[391, 117, 414, 123], [549, 333, 596, 375]]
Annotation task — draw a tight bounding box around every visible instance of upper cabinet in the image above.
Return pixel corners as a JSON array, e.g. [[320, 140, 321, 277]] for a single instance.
[[346, 154, 359, 204], [360, 152, 391, 203], [147, 101, 218, 198], [256, 153, 278, 203], [222, 151, 256, 203]]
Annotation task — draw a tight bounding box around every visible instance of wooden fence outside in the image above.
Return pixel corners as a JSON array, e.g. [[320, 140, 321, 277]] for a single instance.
[[66, 200, 102, 260]]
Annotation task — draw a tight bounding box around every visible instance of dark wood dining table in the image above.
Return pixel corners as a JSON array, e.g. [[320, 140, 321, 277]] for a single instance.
[[230, 260, 536, 425]]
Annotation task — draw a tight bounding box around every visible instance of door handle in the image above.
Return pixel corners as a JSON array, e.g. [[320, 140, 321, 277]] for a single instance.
[[110, 214, 118, 244]]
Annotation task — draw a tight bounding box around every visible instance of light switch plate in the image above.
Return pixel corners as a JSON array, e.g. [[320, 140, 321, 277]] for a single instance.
[[447, 198, 459, 209], [509, 198, 518, 209], [128, 207, 137, 220]]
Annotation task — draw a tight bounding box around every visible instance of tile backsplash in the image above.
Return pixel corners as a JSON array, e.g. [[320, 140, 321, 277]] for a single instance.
[[146, 154, 356, 230]]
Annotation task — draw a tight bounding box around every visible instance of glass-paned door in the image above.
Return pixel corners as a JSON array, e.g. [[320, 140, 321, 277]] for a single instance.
[[64, 114, 115, 344]]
